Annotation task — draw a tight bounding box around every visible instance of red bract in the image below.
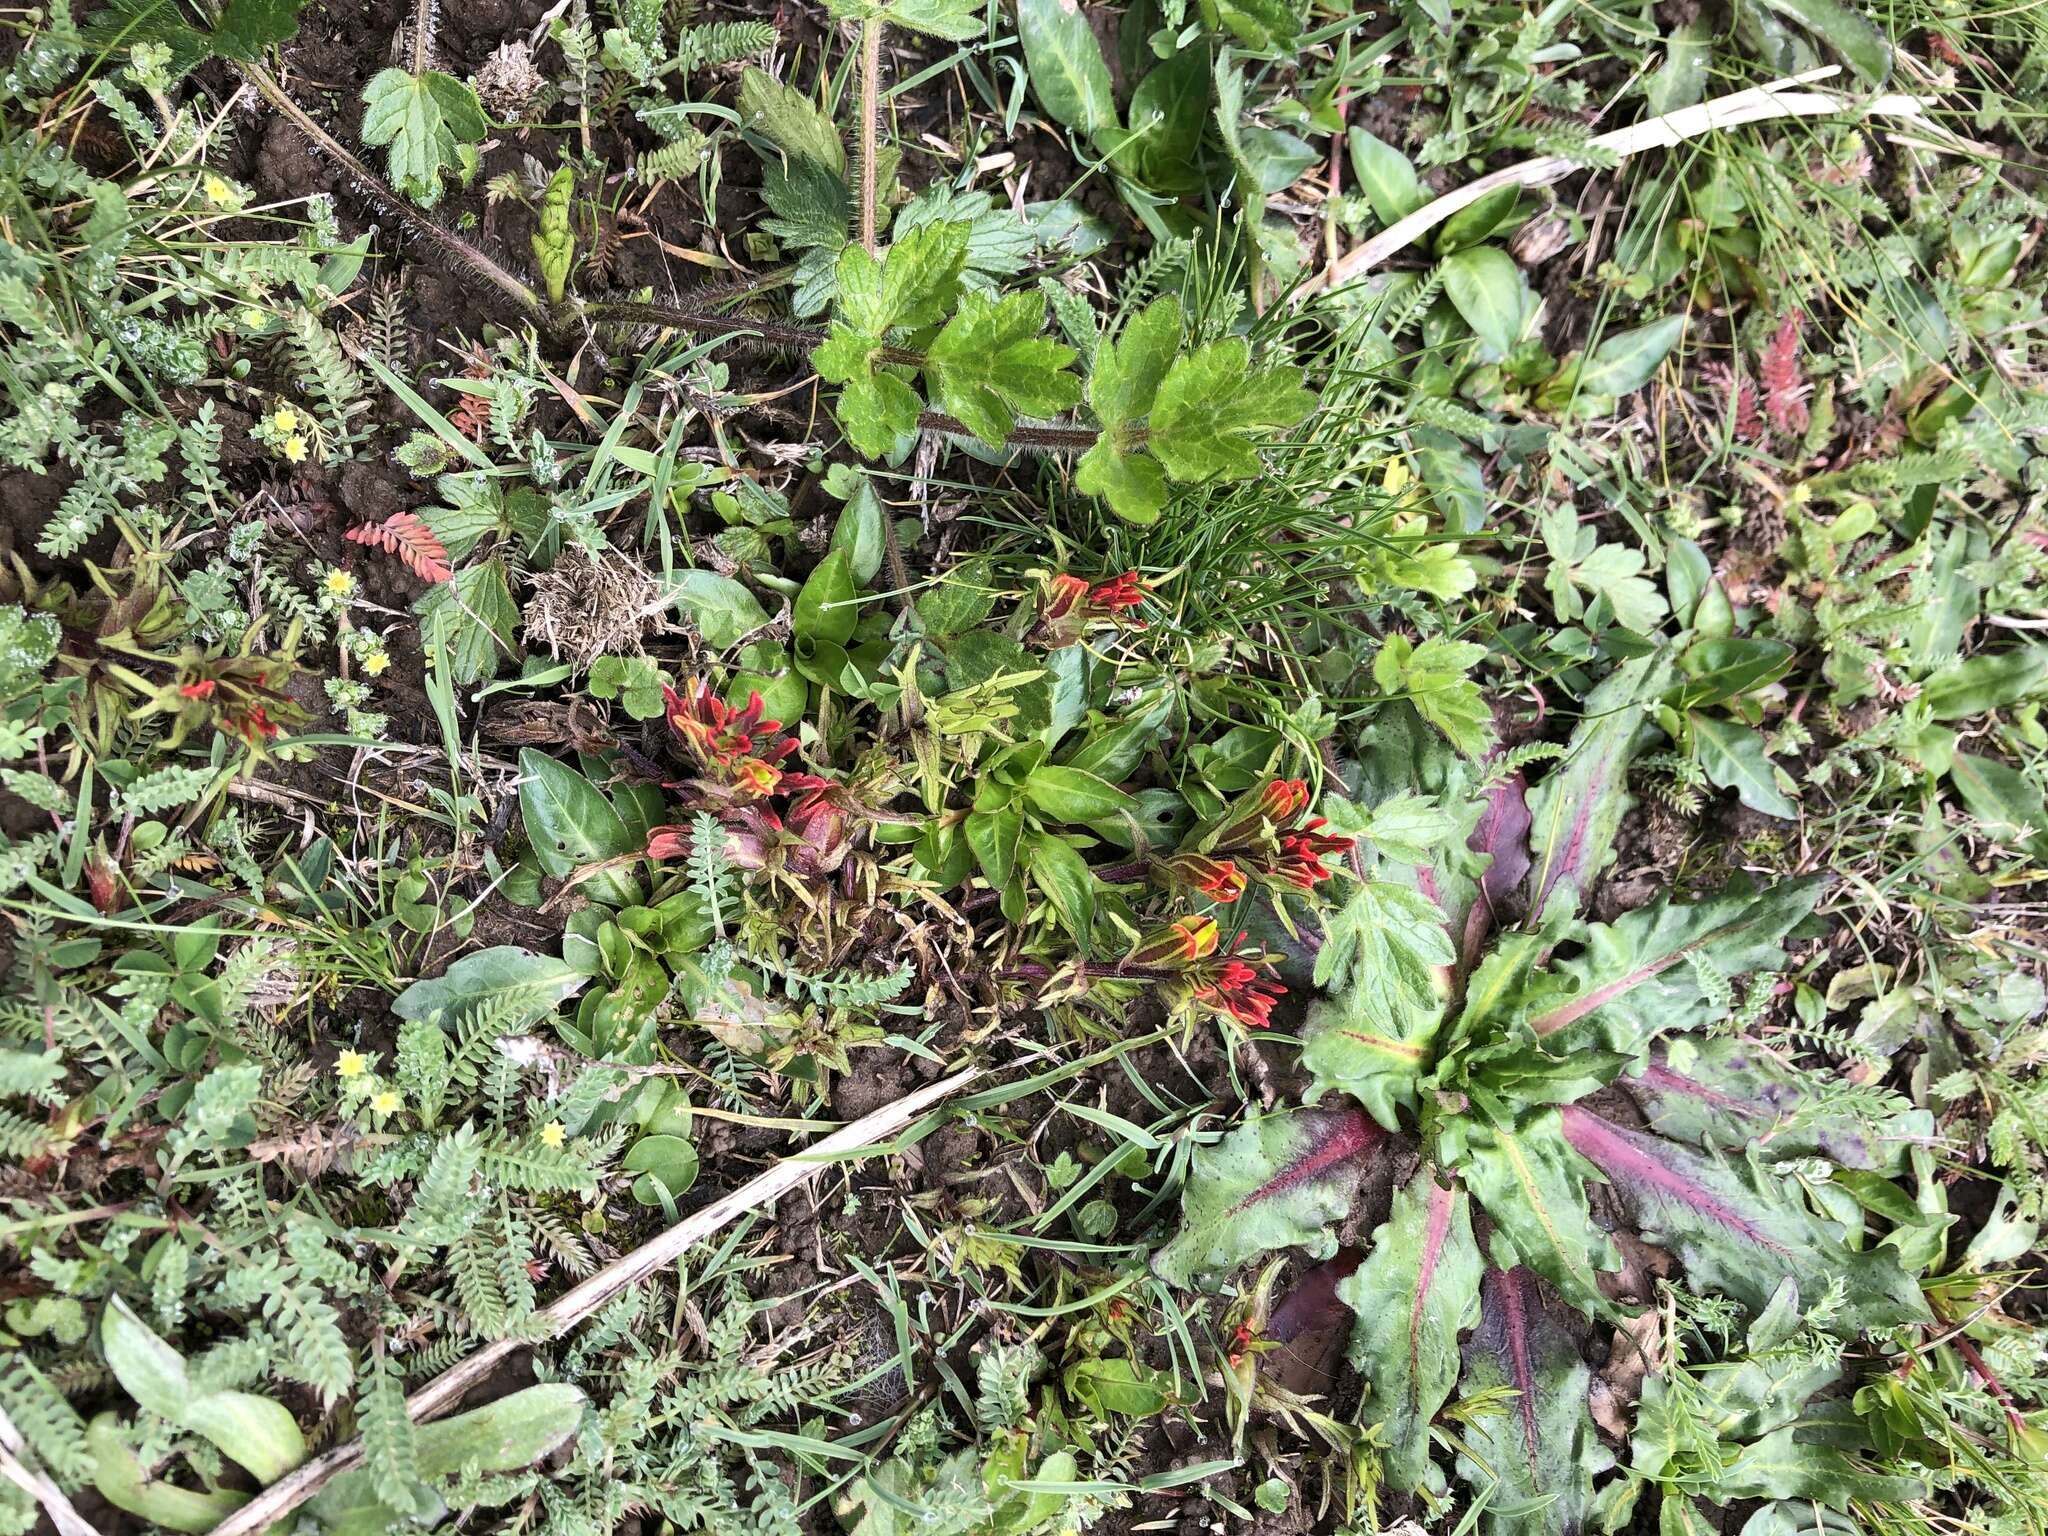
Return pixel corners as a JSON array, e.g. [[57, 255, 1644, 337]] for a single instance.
[[1088, 571, 1147, 613], [664, 680, 799, 795], [1194, 958, 1287, 1029], [1161, 851, 1248, 903], [1276, 819, 1353, 888], [1032, 570, 1151, 647], [1129, 914, 1220, 969], [230, 706, 279, 742], [178, 680, 217, 699]]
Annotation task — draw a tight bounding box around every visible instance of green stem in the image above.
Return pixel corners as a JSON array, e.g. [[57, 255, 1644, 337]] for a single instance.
[[858, 16, 882, 255]]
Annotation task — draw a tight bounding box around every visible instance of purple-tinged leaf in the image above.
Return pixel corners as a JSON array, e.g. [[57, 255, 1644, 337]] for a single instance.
[[1525, 653, 1671, 920], [1461, 770, 1532, 973], [1558, 1106, 1929, 1333], [1340, 1167, 1482, 1491], [1527, 877, 1823, 1054], [1153, 1108, 1384, 1290], [1455, 1267, 1610, 1535], [1266, 1249, 1362, 1345], [1442, 1110, 1617, 1315]]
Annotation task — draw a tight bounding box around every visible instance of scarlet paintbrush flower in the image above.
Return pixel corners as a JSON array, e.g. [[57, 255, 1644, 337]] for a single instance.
[[1194, 959, 1286, 1029], [664, 681, 801, 796], [1088, 571, 1147, 613], [1160, 851, 1248, 903], [1275, 819, 1353, 888], [1032, 569, 1152, 647], [1129, 914, 1220, 969], [1210, 777, 1313, 852], [178, 680, 217, 699]]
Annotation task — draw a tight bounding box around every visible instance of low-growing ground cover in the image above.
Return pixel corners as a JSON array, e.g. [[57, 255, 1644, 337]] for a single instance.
[[2, 0, 2048, 1531]]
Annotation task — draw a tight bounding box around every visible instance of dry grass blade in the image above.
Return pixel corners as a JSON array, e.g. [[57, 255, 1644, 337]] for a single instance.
[[1297, 68, 1931, 299], [204, 1066, 981, 1536]]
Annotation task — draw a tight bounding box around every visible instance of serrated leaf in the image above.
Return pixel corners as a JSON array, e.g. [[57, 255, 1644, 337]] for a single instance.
[[739, 67, 844, 173], [360, 69, 486, 208], [212, 0, 309, 58], [1153, 1107, 1383, 1289], [1088, 295, 1180, 430], [1525, 652, 1671, 917], [416, 557, 518, 684], [1341, 1169, 1481, 1490], [829, 0, 985, 37], [1016, 0, 1117, 137], [1446, 1111, 1617, 1313], [1558, 1106, 1930, 1332], [1373, 634, 1494, 758], [1074, 439, 1169, 524], [1454, 1268, 1611, 1536], [926, 289, 1081, 444], [1148, 339, 1314, 483]]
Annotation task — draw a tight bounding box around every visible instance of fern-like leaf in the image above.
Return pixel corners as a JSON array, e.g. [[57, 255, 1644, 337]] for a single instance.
[[345, 511, 454, 582]]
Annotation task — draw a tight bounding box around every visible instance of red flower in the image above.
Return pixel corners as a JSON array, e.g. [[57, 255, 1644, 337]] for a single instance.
[[1259, 778, 1311, 822], [1040, 573, 1091, 625], [1161, 851, 1247, 903], [1227, 1321, 1256, 1368], [645, 825, 692, 860], [1194, 959, 1286, 1029], [1088, 572, 1147, 613], [1275, 819, 1354, 888], [664, 681, 799, 789], [229, 706, 278, 742], [1129, 914, 1220, 969], [179, 680, 217, 699]]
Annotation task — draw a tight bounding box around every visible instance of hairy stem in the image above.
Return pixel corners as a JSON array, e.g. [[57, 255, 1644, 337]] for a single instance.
[[857, 16, 881, 255]]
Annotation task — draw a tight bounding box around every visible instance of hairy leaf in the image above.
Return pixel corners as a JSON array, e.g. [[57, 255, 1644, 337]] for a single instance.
[[926, 289, 1081, 443], [360, 69, 486, 209], [1153, 1107, 1383, 1289], [1341, 1169, 1482, 1490], [1148, 339, 1314, 483], [1016, 0, 1117, 136]]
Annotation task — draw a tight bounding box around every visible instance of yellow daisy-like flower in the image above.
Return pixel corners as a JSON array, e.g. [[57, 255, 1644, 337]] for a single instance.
[[203, 175, 236, 205], [539, 1122, 566, 1149], [337, 1049, 367, 1078], [270, 406, 300, 433], [281, 433, 309, 463], [371, 1090, 401, 1114], [241, 306, 268, 329], [324, 568, 356, 598], [362, 650, 391, 677]]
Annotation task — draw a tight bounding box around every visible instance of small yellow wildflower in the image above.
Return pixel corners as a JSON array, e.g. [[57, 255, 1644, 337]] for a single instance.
[[371, 1090, 401, 1115], [241, 307, 268, 329], [203, 175, 235, 205], [281, 434, 309, 464], [270, 406, 300, 433], [324, 568, 356, 598], [337, 1049, 367, 1078], [539, 1122, 566, 1149], [362, 650, 391, 677]]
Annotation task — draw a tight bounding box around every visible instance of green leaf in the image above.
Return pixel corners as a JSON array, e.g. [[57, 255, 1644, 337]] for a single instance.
[[1026, 831, 1095, 946], [1373, 634, 1494, 758], [1153, 1107, 1382, 1289], [1949, 752, 2048, 859], [100, 1298, 305, 1486], [1301, 990, 1437, 1134], [739, 66, 845, 173], [1678, 637, 1795, 705], [1559, 1107, 1930, 1332], [1441, 247, 1533, 358], [1075, 440, 1170, 524], [1087, 295, 1180, 430], [1444, 1111, 1617, 1313], [926, 289, 1081, 444], [829, 0, 985, 38], [519, 749, 634, 878], [669, 569, 770, 649], [795, 549, 860, 646], [1716, 1425, 1925, 1507], [1023, 765, 1134, 823], [1016, 0, 1117, 137], [212, 0, 309, 57], [1347, 128, 1426, 229], [1690, 715, 1797, 819], [1341, 1169, 1482, 1490], [360, 68, 487, 208], [1753, 0, 1890, 83], [416, 557, 519, 685], [1919, 645, 2048, 721], [1454, 1268, 1611, 1536], [844, 221, 969, 335], [966, 806, 1025, 887], [829, 481, 887, 585], [392, 946, 591, 1031], [1538, 315, 1685, 415], [1148, 339, 1314, 483]]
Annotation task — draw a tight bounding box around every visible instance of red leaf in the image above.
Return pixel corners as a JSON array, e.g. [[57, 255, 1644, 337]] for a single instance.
[[1758, 312, 1810, 438], [1461, 770, 1531, 973], [344, 512, 453, 583]]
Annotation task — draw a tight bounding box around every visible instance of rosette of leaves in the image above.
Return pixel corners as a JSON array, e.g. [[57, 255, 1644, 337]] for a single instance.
[[1150, 652, 1934, 1526]]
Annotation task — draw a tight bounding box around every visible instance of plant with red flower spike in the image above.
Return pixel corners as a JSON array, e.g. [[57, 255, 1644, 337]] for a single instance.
[[1192, 957, 1287, 1029], [1274, 819, 1353, 889], [1028, 569, 1153, 647], [1758, 312, 1809, 438], [1088, 571, 1147, 614], [1169, 776, 1355, 897], [663, 680, 800, 796]]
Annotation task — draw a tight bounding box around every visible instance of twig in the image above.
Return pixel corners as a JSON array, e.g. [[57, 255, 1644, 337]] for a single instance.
[[205, 1067, 981, 1536], [0, 1406, 97, 1536], [1297, 68, 1930, 299]]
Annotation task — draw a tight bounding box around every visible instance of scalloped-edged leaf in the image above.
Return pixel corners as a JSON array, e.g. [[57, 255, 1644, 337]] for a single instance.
[[1525, 652, 1672, 918], [1454, 1268, 1611, 1536], [1558, 1106, 1929, 1333], [1152, 1107, 1384, 1290], [1444, 1110, 1617, 1314], [1341, 1168, 1481, 1491], [1527, 876, 1824, 1055], [1301, 991, 1438, 1133]]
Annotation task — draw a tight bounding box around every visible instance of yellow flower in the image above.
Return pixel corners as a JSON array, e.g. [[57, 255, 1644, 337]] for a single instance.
[[362, 650, 391, 677], [270, 406, 300, 433], [337, 1049, 367, 1078], [203, 175, 235, 205], [371, 1090, 401, 1114], [241, 306, 268, 329], [281, 434, 308, 463], [539, 1122, 565, 1149], [324, 568, 356, 598]]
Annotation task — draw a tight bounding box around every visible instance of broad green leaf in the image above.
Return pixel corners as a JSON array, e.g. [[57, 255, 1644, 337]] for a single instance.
[[1027, 831, 1095, 947], [393, 945, 590, 1031], [1312, 880, 1455, 997], [1646, 18, 1711, 113], [520, 749, 635, 880], [739, 66, 844, 173], [795, 549, 860, 646], [1571, 314, 1686, 398], [1341, 1169, 1482, 1490], [1199, 0, 1299, 51], [828, 482, 886, 584], [1347, 128, 1426, 230], [1015, 0, 1117, 136], [1434, 185, 1524, 254], [360, 68, 487, 208], [1301, 991, 1437, 1133], [89, 1414, 248, 1533], [1690, 715, 1797, 819], [1444, 1111, 1617, 1312], [101, 1298, 305, 1485], [838, 221, 969, 335], [926, 289, 1081, 443], [1525, 651, 1671, 917], [1526, 877, 1823, 1056], [965, 807, 1024, 887], [1454, 1268, 1611, 1536], [1153, 1107, 1383, 1289], [828, 0, 985, 38], [416, 557, 519, 685], [1441, 247, 1533, 359], [1678, 637, 1795, 705], [1074, 439, 1170, 524], [1088, 296, 1180, 430], [1148, 339, 1314, 483], [1716, 1426, 1924, 1507], [1559, 1107, 1930, 1332], [669, 569, 770, 648], [1753, 0, 1890, 83], [1920, 645, 2048, 721], [1373, 634, 1493, 758], [1023, 764, 1134, 822], [1949, 752, 2048, 859]]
